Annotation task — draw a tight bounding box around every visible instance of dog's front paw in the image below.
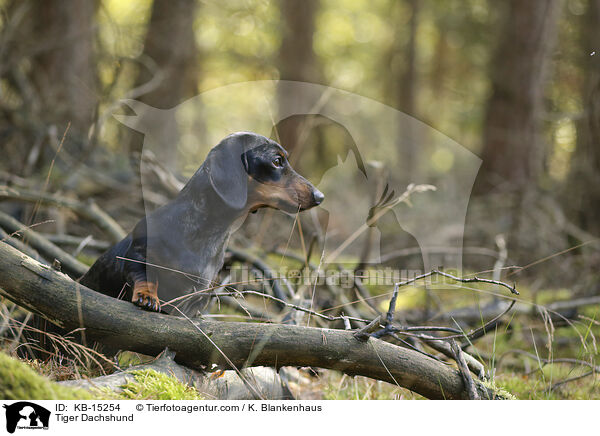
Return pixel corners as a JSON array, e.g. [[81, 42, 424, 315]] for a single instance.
[[132, 281, 160, 312]]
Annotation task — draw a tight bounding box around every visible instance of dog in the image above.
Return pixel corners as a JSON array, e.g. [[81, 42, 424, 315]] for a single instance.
[[80, 132, 324, 316]]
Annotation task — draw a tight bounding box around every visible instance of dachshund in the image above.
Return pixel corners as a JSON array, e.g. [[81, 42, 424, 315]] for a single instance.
[[80, 132, 324, 316]]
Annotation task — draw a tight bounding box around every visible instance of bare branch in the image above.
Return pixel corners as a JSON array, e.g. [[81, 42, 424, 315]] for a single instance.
[[451, 339, 479, 400], [0, 242, 508, 400], [0, 186, 126, 242], [0, 210, 87, 277]]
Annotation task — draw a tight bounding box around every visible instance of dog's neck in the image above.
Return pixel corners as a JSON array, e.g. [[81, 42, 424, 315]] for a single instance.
[[165, 165, 249, 251]]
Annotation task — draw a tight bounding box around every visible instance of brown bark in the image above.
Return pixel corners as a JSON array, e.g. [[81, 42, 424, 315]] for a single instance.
[[0, 241, 506, 400], [476, 0, 561, 194]]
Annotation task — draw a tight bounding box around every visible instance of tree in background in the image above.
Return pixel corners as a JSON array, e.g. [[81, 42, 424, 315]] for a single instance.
[[276, 0, 320, 156], [128, 0, 200, 157], [0, 0, 595, 283], [28, 0, 98, 135], [386, 0, 420, 180], [566, 0, 600, 238], [476, 0, 561, 195], [0, 0, 98, 173]]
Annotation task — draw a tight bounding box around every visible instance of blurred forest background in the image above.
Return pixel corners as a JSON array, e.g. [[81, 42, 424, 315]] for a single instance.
[[0, 0, 599, 399]]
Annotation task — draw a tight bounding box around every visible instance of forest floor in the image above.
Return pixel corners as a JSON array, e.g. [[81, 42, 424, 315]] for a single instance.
[[2, 277, 599, 400]]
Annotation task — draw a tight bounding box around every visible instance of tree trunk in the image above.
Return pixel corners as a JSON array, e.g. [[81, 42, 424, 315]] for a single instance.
[[28, 0, 98, 135], [388, 0, 420, 181], [2, 0, 99, 162], [275, 0, 320, 156], [476, 0, 561, 194], [128, 0, 200, 156], [395, 0, 419, 117], [566, 0, 600, 237]]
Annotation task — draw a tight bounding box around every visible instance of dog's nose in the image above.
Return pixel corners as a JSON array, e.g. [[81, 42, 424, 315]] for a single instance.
[[313, 189, 325, 205]]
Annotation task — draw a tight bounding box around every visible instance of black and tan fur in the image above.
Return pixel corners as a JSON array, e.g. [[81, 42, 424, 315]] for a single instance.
[[80, 132, 324, 316]]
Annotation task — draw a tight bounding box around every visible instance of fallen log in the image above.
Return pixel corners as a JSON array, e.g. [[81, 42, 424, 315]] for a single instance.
[[0, 242, 506, 400]]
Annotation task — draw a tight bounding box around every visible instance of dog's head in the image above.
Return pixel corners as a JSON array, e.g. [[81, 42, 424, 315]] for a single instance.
[[206, 132, 324, 213]]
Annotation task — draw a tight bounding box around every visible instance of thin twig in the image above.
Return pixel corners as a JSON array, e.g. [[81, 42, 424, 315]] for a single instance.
[[0, 186, 126, 243], [354, 316, 381, 341], [0, 211, 88, 277], [27, 122, 70, 226], [211, 290, 370, 324], [451, 339, 480, 400], [550, 371, 595, 391]]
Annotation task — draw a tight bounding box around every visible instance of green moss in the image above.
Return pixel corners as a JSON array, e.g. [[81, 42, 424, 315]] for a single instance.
[[108, 369, 204, 400], [0, 352, 204, 400], [479, 379, 516, 400], [0, 352, 93, 400]]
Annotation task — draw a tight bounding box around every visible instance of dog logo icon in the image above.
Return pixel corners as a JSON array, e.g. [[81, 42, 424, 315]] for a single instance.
[[3, 402, 50, 433]]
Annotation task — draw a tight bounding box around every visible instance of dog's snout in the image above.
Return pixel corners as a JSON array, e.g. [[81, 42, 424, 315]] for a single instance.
[[313, 189, 325, 205]]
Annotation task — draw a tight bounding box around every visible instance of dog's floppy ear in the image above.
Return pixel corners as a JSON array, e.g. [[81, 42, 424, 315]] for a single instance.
[[207, 135, 248, 209]]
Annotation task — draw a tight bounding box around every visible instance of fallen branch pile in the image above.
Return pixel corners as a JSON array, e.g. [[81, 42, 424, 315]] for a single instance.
[[0, 241, 506, 400]]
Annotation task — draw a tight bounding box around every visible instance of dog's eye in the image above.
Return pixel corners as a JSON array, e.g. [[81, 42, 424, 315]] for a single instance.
[[272, 157, 284, 168]]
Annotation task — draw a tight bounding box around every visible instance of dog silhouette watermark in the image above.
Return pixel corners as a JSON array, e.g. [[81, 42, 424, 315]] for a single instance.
[[3, 402, 50, 433], [112, 80, 481, 308]]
